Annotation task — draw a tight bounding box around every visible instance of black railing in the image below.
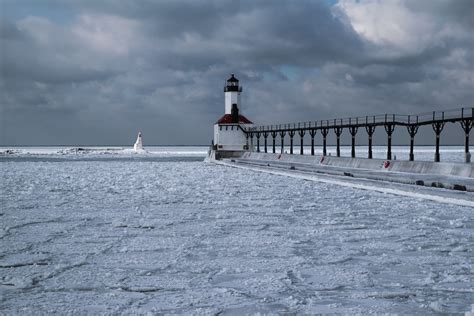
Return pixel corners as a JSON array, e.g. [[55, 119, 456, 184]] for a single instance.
[[243, 107, 473, 162], [246, 108, 473, 132]]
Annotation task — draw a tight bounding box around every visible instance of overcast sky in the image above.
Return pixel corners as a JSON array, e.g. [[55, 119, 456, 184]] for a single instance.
[[1, 0, 473, 145]]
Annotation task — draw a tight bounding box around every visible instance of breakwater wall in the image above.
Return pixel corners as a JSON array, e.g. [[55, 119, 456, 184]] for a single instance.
[[213, 151, 474, 192], [240, 152, 474, 178]]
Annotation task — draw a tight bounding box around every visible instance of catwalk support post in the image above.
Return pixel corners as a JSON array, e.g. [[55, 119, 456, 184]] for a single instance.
[[384, 114, 396, 160], [263, 131, 269, 153], [334, 127, 343, 157], [271, 131, 277, 154], [365, 124, 375, 159], [309, 129, 317, 156], [432, 111, 445, 162], [321, 128, 328, 156], [288, 129, 296, 155], [256, 132, 261, 153], [406, 116, 419, 161], [460, 108, 473, 163], [279, 129, 286, 154], [349, 119, 358, 158], [298, 129, 306, 155]]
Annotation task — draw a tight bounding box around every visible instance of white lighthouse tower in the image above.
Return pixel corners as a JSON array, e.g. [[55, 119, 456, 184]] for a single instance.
[[212, 74, 253, 158], [224, 74, 241, 114]]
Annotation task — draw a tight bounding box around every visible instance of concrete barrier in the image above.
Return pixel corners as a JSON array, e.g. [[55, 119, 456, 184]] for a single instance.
[[240, 152, 474, 178]]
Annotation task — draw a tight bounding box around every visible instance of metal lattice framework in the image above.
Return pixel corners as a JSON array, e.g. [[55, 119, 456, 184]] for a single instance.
[[244, 107, 474, 162]]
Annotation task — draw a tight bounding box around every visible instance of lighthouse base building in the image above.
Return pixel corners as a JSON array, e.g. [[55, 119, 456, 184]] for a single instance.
[[210, 74, 253, 159]]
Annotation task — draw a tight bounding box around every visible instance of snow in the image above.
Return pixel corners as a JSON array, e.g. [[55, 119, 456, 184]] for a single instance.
[[217, 160, 474, 207], [1, 151, 473, 314], [0, 146, 208, 158], [0, 145, 469, 164]]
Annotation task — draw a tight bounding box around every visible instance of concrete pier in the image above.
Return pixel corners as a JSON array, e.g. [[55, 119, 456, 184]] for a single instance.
[[208, 150, 474, 192]]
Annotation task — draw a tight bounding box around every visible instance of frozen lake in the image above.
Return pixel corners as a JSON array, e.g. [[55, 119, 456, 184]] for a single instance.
[[1, 149, 473, 314], [0, 145, 470, 162]]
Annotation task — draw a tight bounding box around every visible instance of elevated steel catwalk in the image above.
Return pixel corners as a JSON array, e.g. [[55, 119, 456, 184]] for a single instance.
[[244, 107, 473, 162]]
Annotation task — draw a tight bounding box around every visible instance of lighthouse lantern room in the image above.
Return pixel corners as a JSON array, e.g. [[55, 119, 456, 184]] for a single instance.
[[224, 74, 242, 114], [213, 74, 253, 154]]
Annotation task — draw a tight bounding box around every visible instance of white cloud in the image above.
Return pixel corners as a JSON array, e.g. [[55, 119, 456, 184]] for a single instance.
[[72, 14, 140, 56], [17, 16, 58, 45], [336, 0, 437, 56]]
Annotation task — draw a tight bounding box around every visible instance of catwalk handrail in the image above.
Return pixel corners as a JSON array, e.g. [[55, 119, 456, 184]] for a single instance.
[[245, 107, 473, 132]]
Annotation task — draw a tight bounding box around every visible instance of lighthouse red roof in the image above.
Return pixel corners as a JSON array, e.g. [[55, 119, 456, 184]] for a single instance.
[[216, 114, 253, 124]]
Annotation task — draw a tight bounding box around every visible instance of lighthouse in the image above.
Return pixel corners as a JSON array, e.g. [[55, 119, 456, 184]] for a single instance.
[[224, 74, 241, 114], [212, 74, 253, 157]]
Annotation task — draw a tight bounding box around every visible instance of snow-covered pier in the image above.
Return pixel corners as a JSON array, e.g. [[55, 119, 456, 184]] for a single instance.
[[209, 75, 473, 194], [224, 152, 474, 194]]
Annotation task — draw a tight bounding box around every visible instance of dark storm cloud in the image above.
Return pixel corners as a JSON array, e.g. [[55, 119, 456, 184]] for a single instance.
[[406, 0, 474, 28], [1, 0, 473, 145], [0, 19, 22, 39]]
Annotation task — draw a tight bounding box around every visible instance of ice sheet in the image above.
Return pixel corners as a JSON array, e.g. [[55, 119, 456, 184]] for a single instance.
[[0, 146, 208, 158], [0, 145, 468, 162], [0, 158, 473, 314]]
